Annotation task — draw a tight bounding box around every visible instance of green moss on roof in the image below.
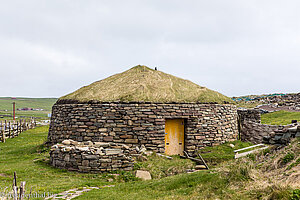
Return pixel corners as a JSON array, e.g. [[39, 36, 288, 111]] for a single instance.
[[60, 65, 234, 104]]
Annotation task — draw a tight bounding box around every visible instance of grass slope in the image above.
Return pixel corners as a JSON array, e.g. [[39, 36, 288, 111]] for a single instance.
[[78, 139, 300, 200], [0, 97, 57, 120], [61, 65, 233, 104], [0, 126, 297, 200], [261, 111, 300, 125], [76, 172, 242, 200], [0, 97, 57, 111], [0, 126, 108, 196]]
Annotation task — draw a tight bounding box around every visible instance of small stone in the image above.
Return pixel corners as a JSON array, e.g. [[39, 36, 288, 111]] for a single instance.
[[82, 160, 89, 167], [94, 142, 110, 148], [83, 155, 98, 160], [144, 151, 153, 156], [64, 155, 70, 162], [195, 165, 207, 170], [135, 146, 140, 152], [70, 140, 79, 145], [76, 147, 89, 151], [288, 126, 298, 132], [122, 144, 130, 149], [62, 140, 71, 145], [136, 170, 152, 180], [105, 149, 122, 155], [84, 141, 93, 146], [139, 145, 146, 153], [99, 128, 107, 132], [125, 139, 138, 144]]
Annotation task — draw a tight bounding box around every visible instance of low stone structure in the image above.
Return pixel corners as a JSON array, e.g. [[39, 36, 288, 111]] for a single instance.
[[50, 140, 135, 172], [240, 120, 299, 144], [238, 108, 300, 144], [237, 109, 261, 123], [48, 102, 238, 155]]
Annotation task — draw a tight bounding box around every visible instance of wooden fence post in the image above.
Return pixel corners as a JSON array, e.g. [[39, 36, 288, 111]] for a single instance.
[[20, 119, 23, 133], [8, 121, 11, 138], [19, 181, 26, 200], [1, 121, 4, 143], [13, 120, 16, 137], [19, 119, 22, 134], [4, 120, 7, 141], [13, 171, 17, 200], [17, 121, 19, 135]]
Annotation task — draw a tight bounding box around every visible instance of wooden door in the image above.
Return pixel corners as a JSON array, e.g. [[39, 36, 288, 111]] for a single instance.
[[165, 119, 185, 155]]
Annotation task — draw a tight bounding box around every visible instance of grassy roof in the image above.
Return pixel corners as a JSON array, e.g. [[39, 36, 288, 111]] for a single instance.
[[60, 65, 234, 104]]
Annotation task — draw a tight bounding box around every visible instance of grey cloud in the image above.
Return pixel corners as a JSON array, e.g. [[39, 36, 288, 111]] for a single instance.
[[1, 0, 300, 97]]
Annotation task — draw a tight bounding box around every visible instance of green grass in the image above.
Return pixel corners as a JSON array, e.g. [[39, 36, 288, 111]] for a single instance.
[[261, 110, 300, 125], [0, 110, 51, 120], [0, 97, 57, 111], [135, 154, 195, 179], [0, 97, 57, 120], [0, 126, 296, 200], [0, 126, 254, 200], [287, 158, 300, 170], [61, 65, 234, 104], [198, 140, 253, 165], [75, 171, 243, 200], [0, 126, 109, 197], [281, 153, 295, 164]]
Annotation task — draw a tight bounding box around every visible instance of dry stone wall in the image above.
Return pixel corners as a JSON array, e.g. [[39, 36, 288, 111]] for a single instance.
[[238, 108, 300, 144], [240, 121, 299, 144], [50, 140, 135, 172], [48, 101, 238, 154], [237, 109, 261, 123]]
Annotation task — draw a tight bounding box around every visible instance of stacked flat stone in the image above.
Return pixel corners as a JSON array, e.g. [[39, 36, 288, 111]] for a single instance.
[[238, 108, 300, 144], [240, 121, 300, 144], [48, 102, 239, 155], [237, 109, 261, 123], [50, 140, 134, 173]]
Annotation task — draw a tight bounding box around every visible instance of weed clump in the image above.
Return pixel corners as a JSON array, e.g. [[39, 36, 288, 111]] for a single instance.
[[281, 153, 295, 164], [291, 189, 300, 200], [226, 160, 253, 182], [287, 158, 300, 170]]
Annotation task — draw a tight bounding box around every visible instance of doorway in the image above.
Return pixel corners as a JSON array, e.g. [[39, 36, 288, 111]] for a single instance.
[[164, 119, 185, 155]]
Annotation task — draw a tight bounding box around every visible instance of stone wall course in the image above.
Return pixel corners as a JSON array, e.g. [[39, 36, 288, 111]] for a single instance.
[[48, 102, 238, 155]]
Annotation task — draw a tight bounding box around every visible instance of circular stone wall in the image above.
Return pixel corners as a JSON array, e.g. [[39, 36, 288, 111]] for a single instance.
[[48, 101, 238, 154]]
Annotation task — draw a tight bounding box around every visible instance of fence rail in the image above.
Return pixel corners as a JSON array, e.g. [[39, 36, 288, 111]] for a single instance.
[[0, 119, 36, 143]]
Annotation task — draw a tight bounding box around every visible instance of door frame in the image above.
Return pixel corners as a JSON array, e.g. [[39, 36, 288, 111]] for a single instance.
[[164, 118, 186, 155]]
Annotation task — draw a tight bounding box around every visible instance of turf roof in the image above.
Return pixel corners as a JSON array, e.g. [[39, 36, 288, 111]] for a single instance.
[[60, 65, 233, 104]]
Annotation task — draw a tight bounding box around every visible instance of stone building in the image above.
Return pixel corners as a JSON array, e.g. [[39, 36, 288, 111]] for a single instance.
[[48, 66, 238, 160]]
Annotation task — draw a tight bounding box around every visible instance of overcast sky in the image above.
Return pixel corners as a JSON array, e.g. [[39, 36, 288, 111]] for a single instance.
[[1, 0, 300, 98]]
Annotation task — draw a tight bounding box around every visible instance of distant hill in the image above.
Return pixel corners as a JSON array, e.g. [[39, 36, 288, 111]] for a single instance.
[[0, 97, 57, 111], [61, 65, 233, 104]]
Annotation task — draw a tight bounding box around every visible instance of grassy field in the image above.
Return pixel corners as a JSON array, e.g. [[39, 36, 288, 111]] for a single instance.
[[0, 126, 251, 200], [1, 126, 297, 199], [0, 126, 110, 196], [261, 110, 300, 125], [0, 97, 57, 120], [78, 138, 300, 200], [0, 97, 57, 111]]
